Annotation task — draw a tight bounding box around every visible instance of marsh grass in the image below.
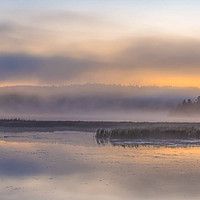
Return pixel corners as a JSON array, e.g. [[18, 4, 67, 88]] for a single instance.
[[96, 127, 200, 140]]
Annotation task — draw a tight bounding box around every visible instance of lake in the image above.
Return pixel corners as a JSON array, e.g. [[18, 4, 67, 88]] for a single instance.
[[1, 130, 200, 200]]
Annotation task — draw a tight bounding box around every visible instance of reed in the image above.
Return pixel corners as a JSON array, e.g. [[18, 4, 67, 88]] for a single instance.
[[96, 127, 200, 139]]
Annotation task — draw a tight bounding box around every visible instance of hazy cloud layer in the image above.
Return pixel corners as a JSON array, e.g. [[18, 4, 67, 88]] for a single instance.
[[35, 10, 106, 25], [1, 37, 200, 85], [0, 54, 99, 84], [118, 37, 200, 74], [0, 22, 16, 33], [0, 9, 122, 55], [1, 1, 200, 87]]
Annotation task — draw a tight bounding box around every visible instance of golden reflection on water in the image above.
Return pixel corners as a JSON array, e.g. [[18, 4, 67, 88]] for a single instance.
[[0, 131, 200, 200]]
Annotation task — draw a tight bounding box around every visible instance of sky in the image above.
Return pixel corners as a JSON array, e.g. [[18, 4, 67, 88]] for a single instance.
[[1, 0, 200, 87]]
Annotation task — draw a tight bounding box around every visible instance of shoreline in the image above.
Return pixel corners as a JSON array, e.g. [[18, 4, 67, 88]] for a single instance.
[[0, 119, 200, 132]]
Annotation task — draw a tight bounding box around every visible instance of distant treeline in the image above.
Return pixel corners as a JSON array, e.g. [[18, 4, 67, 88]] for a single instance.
[[0, 84, 198, 115], [174, 96, 200, 114]]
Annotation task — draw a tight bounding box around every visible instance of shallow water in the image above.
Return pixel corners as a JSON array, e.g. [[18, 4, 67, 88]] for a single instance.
[[1, 131, 200, 200]]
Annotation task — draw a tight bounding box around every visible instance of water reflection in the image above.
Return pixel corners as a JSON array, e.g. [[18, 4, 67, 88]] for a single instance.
[[1, 131, 200, 200]]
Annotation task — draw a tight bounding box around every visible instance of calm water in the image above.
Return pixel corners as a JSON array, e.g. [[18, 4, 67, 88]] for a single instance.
[[1, 131, 200, 200]]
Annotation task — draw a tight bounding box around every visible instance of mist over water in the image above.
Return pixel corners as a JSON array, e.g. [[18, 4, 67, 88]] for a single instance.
[[0, 84, 199, 121]]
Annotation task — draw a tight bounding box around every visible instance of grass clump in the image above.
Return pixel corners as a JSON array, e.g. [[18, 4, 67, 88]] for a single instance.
[[96, 127, 200, 140]]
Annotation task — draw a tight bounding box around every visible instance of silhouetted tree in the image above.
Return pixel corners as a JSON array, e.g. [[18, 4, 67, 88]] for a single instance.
[[195, 96, 200, 104], [175, 96, 200, 114], [187, 99, 192, 104], [182, 99, 187, 105]]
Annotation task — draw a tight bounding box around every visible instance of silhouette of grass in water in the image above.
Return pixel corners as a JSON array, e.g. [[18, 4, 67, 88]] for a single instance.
[[95, 127, 200, 147], [96, 127, 200, 140]]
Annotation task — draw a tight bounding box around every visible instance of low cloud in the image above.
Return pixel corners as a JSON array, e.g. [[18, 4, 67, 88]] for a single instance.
[[35, 10, 105, 25], [0, 9, 119, 55], [0, 22, 16, 33], [1, 37, 200, 85], [117, 37, 200, 74], [0, 54, 99, 84]]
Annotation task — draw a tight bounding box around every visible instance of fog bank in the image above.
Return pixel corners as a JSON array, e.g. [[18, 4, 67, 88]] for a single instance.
[[0, 84, 199, 121]]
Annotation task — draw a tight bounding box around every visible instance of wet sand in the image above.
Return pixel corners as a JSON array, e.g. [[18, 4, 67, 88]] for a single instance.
[[0, 131, 200, 200]]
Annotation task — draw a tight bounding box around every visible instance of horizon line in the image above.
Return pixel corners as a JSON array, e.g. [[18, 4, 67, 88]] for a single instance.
[[0, 83, 199, 89]]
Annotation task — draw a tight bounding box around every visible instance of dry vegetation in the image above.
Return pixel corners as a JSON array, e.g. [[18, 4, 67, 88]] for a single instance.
[[96, 124, 200, 140]]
